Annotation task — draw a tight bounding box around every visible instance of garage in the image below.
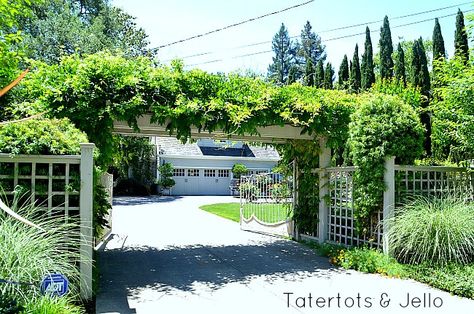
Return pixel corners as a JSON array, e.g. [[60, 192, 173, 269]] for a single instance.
[[152, 137, 280, 196]]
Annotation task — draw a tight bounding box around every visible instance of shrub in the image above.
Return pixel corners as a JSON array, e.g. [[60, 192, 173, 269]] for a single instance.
[[0, 118, 88, 155], [232, 164, 248, 179], [158, 163, 175, 189], [0, 192, 82, 301], [239, 182, 258, 201], [348, 95, 424, 232], [385, 196, 474, 265]]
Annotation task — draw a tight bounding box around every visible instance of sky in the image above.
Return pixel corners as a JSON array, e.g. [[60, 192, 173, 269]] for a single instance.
[[112, 0, 473, 75]]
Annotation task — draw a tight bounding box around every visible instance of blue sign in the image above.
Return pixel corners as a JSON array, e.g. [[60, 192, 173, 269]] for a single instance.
[[40, 273, 69, 297]]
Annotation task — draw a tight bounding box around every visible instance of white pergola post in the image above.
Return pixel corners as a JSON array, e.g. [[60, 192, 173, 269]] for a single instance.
[[383, 156, 396, 254], [80, 143, 94, 300], [318, 137, 331, 243]]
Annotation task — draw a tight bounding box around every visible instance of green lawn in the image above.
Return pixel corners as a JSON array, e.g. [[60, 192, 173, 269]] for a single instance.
[[199, 202, 292, 223], [199, 203, 241, 222]]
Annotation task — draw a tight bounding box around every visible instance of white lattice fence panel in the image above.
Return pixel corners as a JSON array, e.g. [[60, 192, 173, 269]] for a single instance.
[[394, 166, 474, 206], [0, 154, 81, 221], [327, 167, 382, 248]]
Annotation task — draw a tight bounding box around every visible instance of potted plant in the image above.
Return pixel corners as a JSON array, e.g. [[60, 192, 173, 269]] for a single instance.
[[157, 163, 175, 195]]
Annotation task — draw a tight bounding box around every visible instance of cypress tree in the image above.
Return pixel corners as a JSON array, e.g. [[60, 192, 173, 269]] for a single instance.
[[324, 62, 335, 89], [411, 37, 431, 155], [287, 65, 298, 85], [394, 43, 406, 87], [454, 9, 469, 62], [379, 16, 394, 80], [315, 60, 325, 88], [338, 54, 349, 89], [350, 44, 361, 92], [267, 23, 295, 85], [304, 58, 315, 86], [361, 26, 375, 90], [411, 38, 430, 96], [432, 18, 446, 61]]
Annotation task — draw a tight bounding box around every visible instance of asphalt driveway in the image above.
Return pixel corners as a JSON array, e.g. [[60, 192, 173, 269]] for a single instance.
[[96, 196, 473, 314]]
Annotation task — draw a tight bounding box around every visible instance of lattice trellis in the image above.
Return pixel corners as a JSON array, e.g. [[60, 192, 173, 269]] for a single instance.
[[0, 155, 81, 222], [326, 167, 382, 248], [395, 166, 474, 206]]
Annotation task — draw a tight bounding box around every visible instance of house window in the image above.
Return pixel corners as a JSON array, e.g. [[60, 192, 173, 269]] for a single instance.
[[218, 169, 230, 177], [187, 169, 200, 177], [173, 169, 185, 177], [204, 169, 216, 177]]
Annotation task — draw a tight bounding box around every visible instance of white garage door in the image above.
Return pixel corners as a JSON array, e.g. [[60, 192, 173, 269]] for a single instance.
[[171, 168, 231, 196]]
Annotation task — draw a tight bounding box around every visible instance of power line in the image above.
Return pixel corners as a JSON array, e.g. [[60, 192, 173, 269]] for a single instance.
[[156, 0, 315, 49], [186, 8, 474, 68], [167, 1, 471, 63]]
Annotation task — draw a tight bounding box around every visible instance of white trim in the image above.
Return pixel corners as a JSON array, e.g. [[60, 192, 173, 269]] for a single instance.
[[159, 154, 279, 162]]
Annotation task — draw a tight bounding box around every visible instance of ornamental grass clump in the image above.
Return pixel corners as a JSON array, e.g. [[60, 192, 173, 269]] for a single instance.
[[0, 192, 82, 302], [385, 196, 474, 265]]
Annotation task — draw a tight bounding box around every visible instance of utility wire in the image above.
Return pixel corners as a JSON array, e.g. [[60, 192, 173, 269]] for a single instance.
[[166, 1, 471, 63], [156, 0, 315, 49], [186, 9, 474, 68]]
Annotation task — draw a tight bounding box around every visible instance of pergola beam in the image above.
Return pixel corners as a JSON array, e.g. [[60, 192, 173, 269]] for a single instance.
[[113, 114, 315, 143]]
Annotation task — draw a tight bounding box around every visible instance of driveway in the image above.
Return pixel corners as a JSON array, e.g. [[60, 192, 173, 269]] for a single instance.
[[96, 196, 473, 314]]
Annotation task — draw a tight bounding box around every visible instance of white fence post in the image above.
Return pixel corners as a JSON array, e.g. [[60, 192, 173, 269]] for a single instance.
[[383, 156, 396, 254], [80, 143, 94, 300], [318, 137, 331, 243]]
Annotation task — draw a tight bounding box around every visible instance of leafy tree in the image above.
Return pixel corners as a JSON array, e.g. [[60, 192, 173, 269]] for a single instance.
[[394, 43, 407, 87], [314, 60, 324, 88], [324, 62, 334, 89], [304, 58, 314, 86], [361, 27, 375, 90], [350, 44, 361, 92], [268, 23, 295, 85], [379, 16, 394, 80], [432, 18, 446, 61], [454, 9, 469, 62], [287, 65, 298, 85], [338, 54, 349, 89], [432, 57, 474, 162], [17, 0, 154, 64], [299, 21, 326, 66]]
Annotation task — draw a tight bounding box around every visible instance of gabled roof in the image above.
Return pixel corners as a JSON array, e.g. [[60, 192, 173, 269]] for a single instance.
[[155, 137, 279, 159]]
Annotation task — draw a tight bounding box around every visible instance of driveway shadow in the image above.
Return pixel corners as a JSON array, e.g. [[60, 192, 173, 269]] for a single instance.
[[96, 239, 341, 313], [113, 196, 182, 206]]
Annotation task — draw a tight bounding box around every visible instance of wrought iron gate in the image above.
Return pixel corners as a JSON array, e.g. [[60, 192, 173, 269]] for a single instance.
[[239, 172, 294, 237]]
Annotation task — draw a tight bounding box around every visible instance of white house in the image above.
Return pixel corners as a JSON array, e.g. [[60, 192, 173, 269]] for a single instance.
[[151, 137, 280, 196]]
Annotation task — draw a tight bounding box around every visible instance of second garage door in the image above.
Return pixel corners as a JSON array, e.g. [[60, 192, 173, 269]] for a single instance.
[[171, 168, 231, 196]]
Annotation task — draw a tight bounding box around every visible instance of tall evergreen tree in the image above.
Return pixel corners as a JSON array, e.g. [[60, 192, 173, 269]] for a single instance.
[[432, 18, 446, 61], [350, 44, 361, 92], [315, 60, 325, 88], [454, 9, 469, 62], [411, 38, 431, 96], [268, 23, 294, 85], [324, 63, 335, 89], [304, 58, 315, 86], [287, 65, 298, 85], [411, 37, 431, 155], [379, 16, 394, 80], [338, 54, 349, 89], [300, 21, 326, 66], [361, 26, 375, 90], [394, 43, 406, 87]]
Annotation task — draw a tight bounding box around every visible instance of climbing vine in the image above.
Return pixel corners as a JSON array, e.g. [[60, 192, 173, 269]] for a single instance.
[[9, 52, 425, 231], [348, 95, 424, 232]]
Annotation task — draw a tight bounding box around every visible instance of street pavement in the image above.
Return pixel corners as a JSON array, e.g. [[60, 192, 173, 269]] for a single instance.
[[96, 196, 474, 314]]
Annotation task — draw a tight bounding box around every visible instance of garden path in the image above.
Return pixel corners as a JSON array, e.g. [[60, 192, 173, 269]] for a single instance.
[[96, 196, 473, 314]]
